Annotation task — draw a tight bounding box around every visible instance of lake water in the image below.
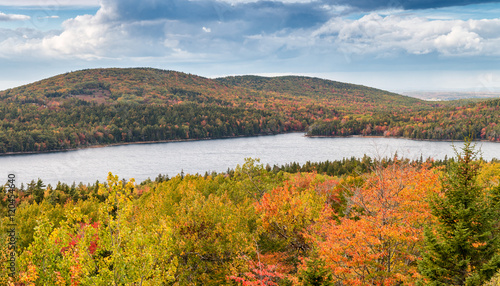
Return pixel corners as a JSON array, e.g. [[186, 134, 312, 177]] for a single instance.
[[1, 133, 499, 186]]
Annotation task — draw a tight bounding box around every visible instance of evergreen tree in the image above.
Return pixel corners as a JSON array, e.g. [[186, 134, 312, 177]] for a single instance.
[[418, 140, 500, 285], [27, 178, 46, 204], [298, 258, 334, 286]]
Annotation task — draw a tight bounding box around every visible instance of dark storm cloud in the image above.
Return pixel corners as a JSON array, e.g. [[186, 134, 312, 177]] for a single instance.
[[329, 0, 500, 11], [101, 0, 330, 32], [401, 0, 500, 9], [96, 0, 500, 42], [3, 0, 499, 64]]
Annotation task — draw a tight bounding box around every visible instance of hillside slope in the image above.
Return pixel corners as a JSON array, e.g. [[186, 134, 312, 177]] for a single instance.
[[307, 98, 500, 141], [217, 75, 430, 113], [0, 68, 432, 112], [0, 68, 235, 106], [0, 68, 497, 154]]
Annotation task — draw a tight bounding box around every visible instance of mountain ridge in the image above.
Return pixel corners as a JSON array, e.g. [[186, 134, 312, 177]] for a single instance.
[[0, 67, 427, 112], [0, 67, 498, 155]]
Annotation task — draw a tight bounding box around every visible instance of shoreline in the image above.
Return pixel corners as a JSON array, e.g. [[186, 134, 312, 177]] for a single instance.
[[1, 132, 498, 157], [304, 134, 499, 144], [0, 132, 294, 157]]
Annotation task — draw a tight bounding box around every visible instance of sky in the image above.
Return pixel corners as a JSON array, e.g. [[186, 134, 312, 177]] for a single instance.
[[1, 0, 500, 93]]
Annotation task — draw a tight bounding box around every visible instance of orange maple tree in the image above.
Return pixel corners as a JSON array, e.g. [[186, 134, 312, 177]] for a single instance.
[[256, 173, 339, 258], [227, 259, 286, 286], [311, 162, 441, 285]]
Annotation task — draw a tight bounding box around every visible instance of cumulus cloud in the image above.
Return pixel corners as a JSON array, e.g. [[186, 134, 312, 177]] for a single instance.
[[434, 26, 483, 55], [1, 0, 500, 63], [0, 0, 331, 60], [216, 0, 500, 12], [318, 0, 500, 12], [0, 12, 30, 21], [2, 0, 99, 6], [398, 0, 500, 10], [314, 14, 500, 56]]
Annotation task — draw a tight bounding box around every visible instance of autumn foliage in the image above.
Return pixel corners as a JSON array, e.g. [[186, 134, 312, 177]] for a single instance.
[[311, 162, 441, 285], [1, 155, 499, 285], [1, 68, 499, 155], [227, 259, 286, 286]]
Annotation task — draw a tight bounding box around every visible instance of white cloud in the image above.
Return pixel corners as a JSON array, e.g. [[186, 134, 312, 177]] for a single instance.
[[313, 13, 500, 56], [39, 9, 121, 59], [0, 0, 100, 6], [0, 0, 307, 61], [38, 15, 60, 19], [434, 26, 482, 55], [1, 0, 500, 64], [0, 12, 30, 21]]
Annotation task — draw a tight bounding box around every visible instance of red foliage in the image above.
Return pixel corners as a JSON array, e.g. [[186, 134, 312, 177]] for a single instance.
[[227, 260, 285, 286], [60, 221, 99, 255]]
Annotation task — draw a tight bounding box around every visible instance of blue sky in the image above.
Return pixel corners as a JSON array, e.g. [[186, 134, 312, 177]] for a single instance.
[[1, 0, 500, 93]]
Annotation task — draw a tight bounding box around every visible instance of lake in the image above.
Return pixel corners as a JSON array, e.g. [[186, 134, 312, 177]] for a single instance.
[[1, 133, 499, 186]]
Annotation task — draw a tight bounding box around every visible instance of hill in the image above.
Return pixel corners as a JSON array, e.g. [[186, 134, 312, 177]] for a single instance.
[[307, 98, 500, 141], [0, 68, 498, 154], [0, 68, 432, 112], [0, 68, 234, 106], [216, 75, 430, 113]]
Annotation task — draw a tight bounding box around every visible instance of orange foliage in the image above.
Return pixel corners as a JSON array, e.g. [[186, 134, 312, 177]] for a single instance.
[[256, 173, 339, 256], [312, 163, 441, 285], [227, 259, 286, 286]]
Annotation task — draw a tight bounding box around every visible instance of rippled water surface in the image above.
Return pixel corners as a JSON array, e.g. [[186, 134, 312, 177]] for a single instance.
[[1, 133, 498, 185]]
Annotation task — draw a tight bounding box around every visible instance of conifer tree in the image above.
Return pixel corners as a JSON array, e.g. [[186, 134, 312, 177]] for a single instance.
[[419, 140, 500, 285]]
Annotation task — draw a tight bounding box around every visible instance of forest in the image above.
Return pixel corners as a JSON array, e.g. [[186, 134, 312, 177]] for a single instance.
[[2, 68, 500, 285], [1, 143, 500, 285], [0, 68, 499, 154], [307, 98, 500, 141]]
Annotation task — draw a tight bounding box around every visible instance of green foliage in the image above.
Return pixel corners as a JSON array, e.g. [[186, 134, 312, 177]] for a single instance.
[[484, 269, 500, 285], [418, 140, 500, 285], [15, 173, 177, 285], [137, 165, 276, 285], [8, 67, 499, 155], [298, 257, 334, 286], [3, 156, 500, 285], [26, 179, 45, 204], [307, 100, 500, 141], [13, 200, 65, 251], [230, 158, 286, 200], [216, 75, 427, 113]]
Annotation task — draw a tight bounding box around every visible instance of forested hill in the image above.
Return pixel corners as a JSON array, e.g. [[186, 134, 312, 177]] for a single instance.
[[216, 75, 427, 112], [1, 68, 428, 111], [0, 68, 498, 154], [0, 68, 231, 106]]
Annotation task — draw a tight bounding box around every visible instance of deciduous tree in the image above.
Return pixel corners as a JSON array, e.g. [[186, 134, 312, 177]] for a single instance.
[[313, 162, 441, 285]]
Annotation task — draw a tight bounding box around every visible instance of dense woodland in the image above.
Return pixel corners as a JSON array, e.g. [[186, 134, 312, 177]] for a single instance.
[[307, 98, 500, 141], [2, 144, 500, 285], [1, 68, 498, 154], [2, 68, 500, 285]]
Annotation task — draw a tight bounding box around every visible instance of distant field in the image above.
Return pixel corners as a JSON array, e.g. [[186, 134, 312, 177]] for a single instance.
[[402, 91, 500, 101]]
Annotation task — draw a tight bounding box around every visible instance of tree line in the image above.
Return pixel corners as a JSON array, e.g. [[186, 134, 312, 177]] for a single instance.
[[0, 100, 309, 153], [2, 148, 500, 285], [307, 98, 500, 142]]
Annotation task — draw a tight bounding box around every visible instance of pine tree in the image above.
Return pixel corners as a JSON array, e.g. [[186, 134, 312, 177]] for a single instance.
[[418, 140, 500, 285], [299, 258, 334, 286]]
